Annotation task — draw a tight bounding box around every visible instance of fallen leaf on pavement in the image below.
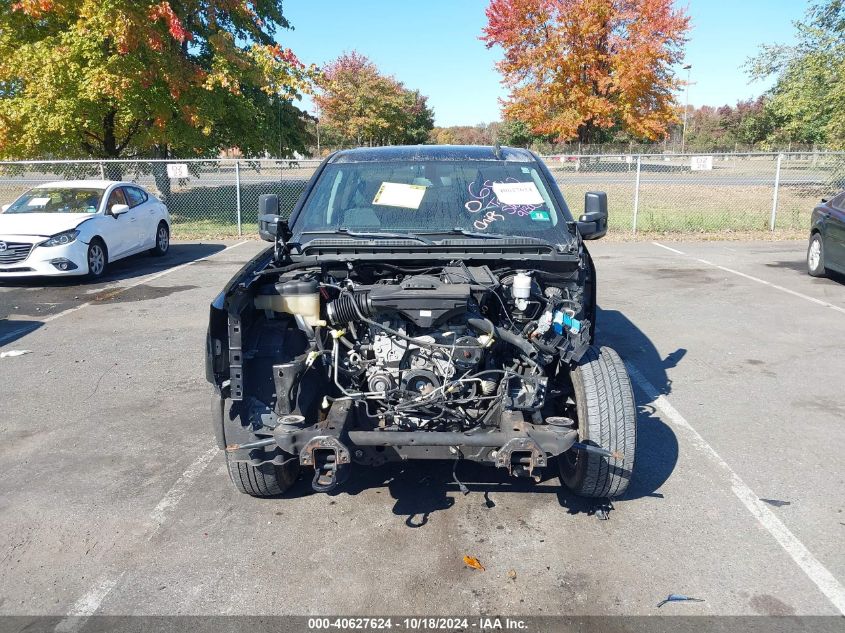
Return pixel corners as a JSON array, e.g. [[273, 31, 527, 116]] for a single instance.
[[463, 555, 485, 571]]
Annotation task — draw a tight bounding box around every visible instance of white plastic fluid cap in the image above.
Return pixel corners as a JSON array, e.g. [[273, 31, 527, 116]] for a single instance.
[[512, 271, 532, 299]]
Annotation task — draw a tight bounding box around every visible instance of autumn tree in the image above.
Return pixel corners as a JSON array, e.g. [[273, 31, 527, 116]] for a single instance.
[[0, 0, 318, 162], [482, 0, 689, 143], [315, 52, 434, 146], [429, 122, 502, 145]]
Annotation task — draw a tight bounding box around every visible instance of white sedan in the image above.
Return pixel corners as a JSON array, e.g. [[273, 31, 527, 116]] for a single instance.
[[0, 180, 170, 279]]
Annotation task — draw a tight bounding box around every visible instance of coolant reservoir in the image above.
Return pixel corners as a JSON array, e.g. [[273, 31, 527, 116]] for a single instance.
[[512, 271, 532, 300], [254, 278, 322, 326]]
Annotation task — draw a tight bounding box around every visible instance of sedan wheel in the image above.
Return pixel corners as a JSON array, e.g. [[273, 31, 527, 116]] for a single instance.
[[87, 241, 107, 279], [151, 223, 170, 256], [807, 234, 825, 277]]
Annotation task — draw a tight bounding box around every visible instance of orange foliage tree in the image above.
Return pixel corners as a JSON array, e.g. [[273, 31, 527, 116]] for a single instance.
[[482, 0, 689, 143]]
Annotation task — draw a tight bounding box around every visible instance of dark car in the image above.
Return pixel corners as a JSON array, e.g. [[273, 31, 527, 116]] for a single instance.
[[808, 190, 845, 277], [205, 145, 636, 500]]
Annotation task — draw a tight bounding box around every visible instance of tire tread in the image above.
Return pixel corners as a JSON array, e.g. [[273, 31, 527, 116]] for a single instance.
[[228, 460, 289, 497], [561, 346, 636, 498]]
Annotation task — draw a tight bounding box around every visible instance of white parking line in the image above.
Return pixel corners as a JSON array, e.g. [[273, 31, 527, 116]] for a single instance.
[[652, 241, 845, 315], [0, 240, 250, 347], [53, 445, 219, 631], [651, 242, 685, 255], [148, 445, 219, 536], [626, 362, 845, 615], [54, 575, 124, 632]]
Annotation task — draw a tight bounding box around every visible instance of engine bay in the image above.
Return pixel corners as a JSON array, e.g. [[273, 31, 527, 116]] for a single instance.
[[271, 261, 588, 421], [213, 255, 597, 490]]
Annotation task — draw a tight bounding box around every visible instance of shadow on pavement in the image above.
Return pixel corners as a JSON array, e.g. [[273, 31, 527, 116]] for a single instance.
[[765, 259, 845, 285], [0, 242, 226, 289], [595, 307, 682, 502], [765, 259, 807, 274], [282, 459, 615, 527], [0, 319, 42, 346], [596, 307, 685, 396]]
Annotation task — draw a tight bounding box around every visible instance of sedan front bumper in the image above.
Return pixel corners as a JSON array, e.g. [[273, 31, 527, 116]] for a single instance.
[[0, 236, 89, 278]]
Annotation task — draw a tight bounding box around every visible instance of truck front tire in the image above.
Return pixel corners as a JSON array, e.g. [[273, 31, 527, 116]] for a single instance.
[[227, 457, 299, 497], [215, 397, 300, 497], [559, 345, 637, 498]]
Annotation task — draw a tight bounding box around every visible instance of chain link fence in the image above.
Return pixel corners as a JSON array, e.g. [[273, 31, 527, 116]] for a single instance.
[[1, 153, 843, 239], [0, 159, 320, 239], [544, 152, 845, 236]]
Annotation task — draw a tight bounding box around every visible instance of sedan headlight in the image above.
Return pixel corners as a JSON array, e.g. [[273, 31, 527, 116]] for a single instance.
[[41, 229, 80, 247]]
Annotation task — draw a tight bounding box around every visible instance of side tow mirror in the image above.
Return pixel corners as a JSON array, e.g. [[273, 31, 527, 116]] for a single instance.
[[578, 191, 608, 240], [110, 203, 129, 216], [257, 194, 291, 243]]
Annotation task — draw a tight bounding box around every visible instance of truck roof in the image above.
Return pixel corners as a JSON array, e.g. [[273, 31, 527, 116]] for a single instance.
[[327, 145, 537, 164]]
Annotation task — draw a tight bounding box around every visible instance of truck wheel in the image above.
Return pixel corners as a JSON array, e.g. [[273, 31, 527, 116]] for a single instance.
[[227, 457, 299, 497], [216, 398, 300, 497], [559, 346, 636, 498]]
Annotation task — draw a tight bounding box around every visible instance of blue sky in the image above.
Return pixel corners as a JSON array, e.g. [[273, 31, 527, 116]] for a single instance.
[[280, 0, 810, 127]]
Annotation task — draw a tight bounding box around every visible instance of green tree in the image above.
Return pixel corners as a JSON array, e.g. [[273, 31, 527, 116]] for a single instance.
[[0, 0, 318, 163], [748, 0, 845, 148], [498, 120, 535, 147], [315, 52, 434, 146]]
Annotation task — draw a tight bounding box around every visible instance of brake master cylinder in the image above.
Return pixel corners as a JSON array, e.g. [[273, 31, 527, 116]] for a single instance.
[[512, 271, 532, 312]]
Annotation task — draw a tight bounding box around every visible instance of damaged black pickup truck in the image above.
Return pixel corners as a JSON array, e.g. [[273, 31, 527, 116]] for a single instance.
[[206, 145, 635, 499]]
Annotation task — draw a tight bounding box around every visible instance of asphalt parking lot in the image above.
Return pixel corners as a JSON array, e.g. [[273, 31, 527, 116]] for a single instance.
[[1, 238, 844, 619]]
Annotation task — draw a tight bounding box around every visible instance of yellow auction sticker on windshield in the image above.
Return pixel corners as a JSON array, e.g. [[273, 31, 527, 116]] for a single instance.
[[372, 182, 427, 209]]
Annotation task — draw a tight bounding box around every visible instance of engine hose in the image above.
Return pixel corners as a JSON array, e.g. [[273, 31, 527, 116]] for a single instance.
[[466, 317, 539, 361], [326, 291, 373, 325], [257, 260, 318, 277]]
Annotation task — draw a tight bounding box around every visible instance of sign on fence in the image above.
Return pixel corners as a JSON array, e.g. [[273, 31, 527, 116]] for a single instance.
[[166, 163, 189, 179], [690, 156, 714, 171]]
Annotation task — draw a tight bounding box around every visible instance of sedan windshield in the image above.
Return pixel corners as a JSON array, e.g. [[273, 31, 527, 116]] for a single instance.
[[5, 188, 105, 214], [294, 160, 573, 241]]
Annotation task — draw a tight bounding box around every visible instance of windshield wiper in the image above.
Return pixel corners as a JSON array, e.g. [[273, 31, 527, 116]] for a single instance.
[[300, 228, 434, 245], [422, 228, 554, 244]]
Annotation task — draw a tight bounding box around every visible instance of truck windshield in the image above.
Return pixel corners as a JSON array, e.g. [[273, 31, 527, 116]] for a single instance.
[[294, 160, 573, 240]]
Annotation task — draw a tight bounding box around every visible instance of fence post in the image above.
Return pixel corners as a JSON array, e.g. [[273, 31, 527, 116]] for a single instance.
[[234, 160, 242, 237], [770, 153, 782, 232], [99, 162, 105, 179], [632, 155, 641, 233]]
